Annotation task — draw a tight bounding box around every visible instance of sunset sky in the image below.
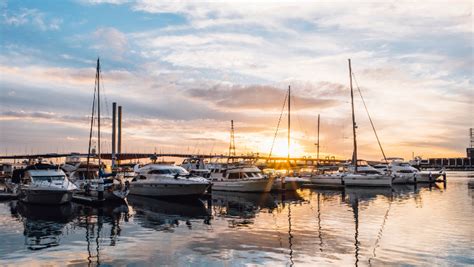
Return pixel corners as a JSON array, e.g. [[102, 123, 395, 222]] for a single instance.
[[0, 0, 472, 161]]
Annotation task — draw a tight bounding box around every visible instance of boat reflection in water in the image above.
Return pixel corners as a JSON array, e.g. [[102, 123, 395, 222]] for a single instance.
[[127, 195, 211, 230], [73, 203, 130, 265], [1, 176, 470, 266], [12, 201, 78, 250]]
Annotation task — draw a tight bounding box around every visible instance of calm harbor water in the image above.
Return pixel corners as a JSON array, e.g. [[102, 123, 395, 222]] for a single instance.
[[1, 172, 473, 266]]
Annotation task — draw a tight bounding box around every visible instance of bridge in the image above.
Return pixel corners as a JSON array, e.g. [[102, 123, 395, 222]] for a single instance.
[[0, 152, 347, 168]]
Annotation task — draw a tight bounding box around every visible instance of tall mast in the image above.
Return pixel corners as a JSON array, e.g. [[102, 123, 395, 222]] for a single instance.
[[288, 85, 291, 167], [97, 58, 101, 167], [349, 59, 358, 172], [317, 114, 320, 166], [86, 62, 98, 179]]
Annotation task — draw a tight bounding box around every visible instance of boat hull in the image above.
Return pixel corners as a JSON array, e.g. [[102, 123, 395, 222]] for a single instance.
[[272, 177, 308, 191], [129, 183, 209, 197], [20, 189, 73, 205], [309, 175, 344, 187], [343, 174, 392, 187], [212, 179, 273, 192], [392, 174, 413, 184]]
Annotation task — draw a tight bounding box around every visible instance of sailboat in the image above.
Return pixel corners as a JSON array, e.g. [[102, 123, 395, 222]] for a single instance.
[[342, 59, 392, 187], [272, 86, 309, 191], [69, 58, 129, 201], [309, 115, 346, 187]]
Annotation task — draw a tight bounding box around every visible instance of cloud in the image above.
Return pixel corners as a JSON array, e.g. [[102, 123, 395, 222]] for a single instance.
[[187, 84, 339, 111], [89, 27, 129, 60], [2, 8, 62, 30], [0, 0, 472, 160]]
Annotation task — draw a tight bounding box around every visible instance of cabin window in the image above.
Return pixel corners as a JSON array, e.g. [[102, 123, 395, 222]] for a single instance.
[[149, 169, 172, 174], [228, 172, 242, 179], [32, 175, 65, 182]]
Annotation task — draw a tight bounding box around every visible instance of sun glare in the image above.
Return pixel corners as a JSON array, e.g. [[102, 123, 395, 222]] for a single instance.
[[258, 138, 306, 158]]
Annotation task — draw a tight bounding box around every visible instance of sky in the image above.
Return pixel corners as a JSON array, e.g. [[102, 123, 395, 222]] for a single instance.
[[0, 0, 472, 161]]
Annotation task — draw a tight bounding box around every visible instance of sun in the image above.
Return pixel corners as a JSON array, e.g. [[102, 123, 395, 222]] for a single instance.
[[258, 137, 305, 158]]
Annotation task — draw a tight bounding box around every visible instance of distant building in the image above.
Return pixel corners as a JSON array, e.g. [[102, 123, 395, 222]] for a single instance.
[[469, 128, 474, 160], [468, 148, 474, 159]]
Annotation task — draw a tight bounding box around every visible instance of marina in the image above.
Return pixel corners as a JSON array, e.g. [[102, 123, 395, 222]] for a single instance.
[[1, 1, 473, 266]]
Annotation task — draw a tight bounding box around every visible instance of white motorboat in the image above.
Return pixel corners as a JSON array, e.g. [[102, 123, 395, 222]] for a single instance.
[[129, 164, 211, 197], [180, 157, 211, 178], [18, 163, 77, 205], [209, 163, 273, 192], [388, 159, 418, 184], [343, 161, 392, 187]]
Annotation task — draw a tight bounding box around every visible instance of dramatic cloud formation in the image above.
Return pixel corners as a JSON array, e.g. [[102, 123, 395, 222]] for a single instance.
[[0, 0, 472, 160]]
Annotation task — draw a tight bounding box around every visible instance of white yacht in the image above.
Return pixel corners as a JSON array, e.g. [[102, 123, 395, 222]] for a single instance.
[[388, 159, 418, 184], [180, 157, 211, 178], [309, 168, 345, 187], [209, 163, 273, 192], [18, 163, 77, 205], [343, 161, 392, 187], [129, 164, 211, 197]]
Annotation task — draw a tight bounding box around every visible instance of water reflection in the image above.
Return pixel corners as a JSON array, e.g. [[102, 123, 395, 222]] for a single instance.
[[74, 203, 129, 265], [1, 175, 472, 266], [128, 196, 211, 231], [13, 202, 77, 250]]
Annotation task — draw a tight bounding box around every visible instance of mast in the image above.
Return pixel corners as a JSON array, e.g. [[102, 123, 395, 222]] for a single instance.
[[349, 59, 358, 172], [86, 63, 98, 179], [287, 85, 291, 172], [97, 58, 101, 168], [316, 114, 320, 166]]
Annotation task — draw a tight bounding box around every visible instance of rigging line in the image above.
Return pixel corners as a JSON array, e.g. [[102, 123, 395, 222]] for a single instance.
[[99, 70, 110, 118], [351, 72, 388, 163], [268, 88, 288, 159], [291, 93, 306, 138]]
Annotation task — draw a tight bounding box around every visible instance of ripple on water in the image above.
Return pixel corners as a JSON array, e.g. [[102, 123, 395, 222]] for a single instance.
[[0, 174, 473, 265]]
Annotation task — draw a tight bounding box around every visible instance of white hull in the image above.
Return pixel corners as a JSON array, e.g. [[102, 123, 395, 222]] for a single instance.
[[212, 178, 273, 192], [272, 177, 308, 191], [392, 174, 413, 184], [129, 182, 209, 197], [309, 175, 344, 187], [343, 174, 392, 187]]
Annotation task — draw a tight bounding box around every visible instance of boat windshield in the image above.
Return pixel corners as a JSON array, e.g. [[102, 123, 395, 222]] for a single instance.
[[149, 167, 189, 175], [32, 175, 65, 182]]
